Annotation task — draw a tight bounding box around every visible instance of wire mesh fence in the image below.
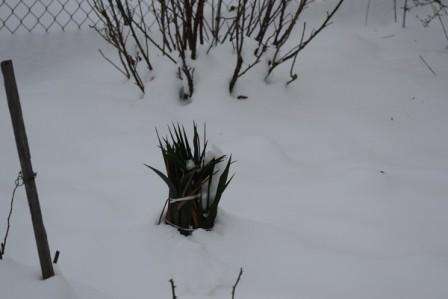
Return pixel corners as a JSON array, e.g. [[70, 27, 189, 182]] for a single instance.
[[0, 0, 153, 34], [0, 0, 101, 33]]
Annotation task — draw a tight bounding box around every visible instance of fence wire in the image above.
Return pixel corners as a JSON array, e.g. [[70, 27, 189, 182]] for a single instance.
[[0, 0, 152, 33], [0, 0, 102, 33]]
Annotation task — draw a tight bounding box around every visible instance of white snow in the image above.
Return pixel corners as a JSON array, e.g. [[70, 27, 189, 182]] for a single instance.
[[1, 1, 448, 298], [0, 258, 109, 299]]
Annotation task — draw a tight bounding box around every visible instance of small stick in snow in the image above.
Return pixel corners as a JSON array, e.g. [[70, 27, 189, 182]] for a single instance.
[[419, 55, 437, 76], [53, 250, 60, 264], [169, 278, 177, 299], [231, 267, 243, 299], [402, 0, 409, 28], [365, 0, 372, 26], [394, 0, 398, 23], [437, 13, 448, 44]]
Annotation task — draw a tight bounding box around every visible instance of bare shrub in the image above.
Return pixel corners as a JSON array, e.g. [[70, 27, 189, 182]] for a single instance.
[[90, 0, 345, 98]]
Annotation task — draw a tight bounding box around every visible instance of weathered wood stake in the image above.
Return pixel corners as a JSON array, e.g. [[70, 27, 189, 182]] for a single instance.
[[1, 60, 55, 280]]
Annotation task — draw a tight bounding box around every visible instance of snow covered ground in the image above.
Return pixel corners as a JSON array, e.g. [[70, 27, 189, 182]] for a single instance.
[[1, 0, 448, 298]]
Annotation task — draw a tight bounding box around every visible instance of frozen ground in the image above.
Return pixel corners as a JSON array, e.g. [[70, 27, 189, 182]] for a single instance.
[[1, 0, 448, 298]]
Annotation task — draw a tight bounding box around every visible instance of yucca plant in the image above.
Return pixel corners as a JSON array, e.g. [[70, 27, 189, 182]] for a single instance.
[[146, 123, 234, 235]]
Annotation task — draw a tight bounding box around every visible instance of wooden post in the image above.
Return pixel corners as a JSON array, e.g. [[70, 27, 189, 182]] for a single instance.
[[1, 60, 55, 280]]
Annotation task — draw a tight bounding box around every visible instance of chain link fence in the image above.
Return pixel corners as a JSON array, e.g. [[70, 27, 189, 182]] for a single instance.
[[0, 0, 153, 33], [0, 0, 98, 33]]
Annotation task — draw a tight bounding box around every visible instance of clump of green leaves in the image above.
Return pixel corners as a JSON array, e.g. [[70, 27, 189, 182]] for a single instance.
[[146, 123, 234, 235]]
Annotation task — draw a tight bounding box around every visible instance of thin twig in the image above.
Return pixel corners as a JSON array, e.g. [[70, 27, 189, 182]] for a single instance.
[[403, 0, 409, 28], [169, 278, 177, 299], [419, 54, 437, 76], [231, 267, 243, 299], [0, 172, 23, 260], [98, 49, 130, 78], [394, 0, 398, 23], [158, 198, 169, 225], [437, 11, 448, 43], [365, 0, 372, 26]]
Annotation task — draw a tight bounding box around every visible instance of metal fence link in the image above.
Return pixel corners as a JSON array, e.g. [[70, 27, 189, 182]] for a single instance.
[[0, 0, 150, 33]]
